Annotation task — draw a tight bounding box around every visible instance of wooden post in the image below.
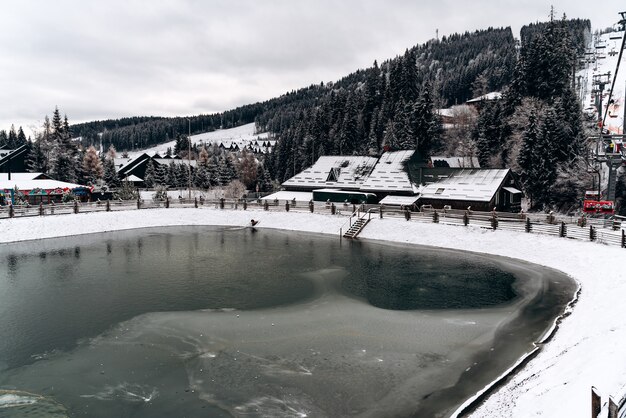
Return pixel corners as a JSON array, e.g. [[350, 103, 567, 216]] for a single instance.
[[243, 200, 247, 210], [525, 217, 531, 233], [285, 201, 290, 212], [622, 229, 625, 248], [39, 202, 44, 216], [609, 397, 618, 418], [73, 200, 79, 214], [433, 210, 439, 223], [165, 197, 169, 208], [264, 200, 269, 211], [331, 203, 336, 215], [592, 386, 601, 418], [463, 211, 469, 226], [9, 204, 14, 218], [404, 209, 411, 221], [137, 198, 141, 209], [491, 214, 498, 230], [379, 205, 383, 219], [560, 221, 566, 238], [106, 199, 111, 212], [194, 197, 198, 208], [309, 200, 314, 213], [590, 225, 596, 241], [219, 198, 225, 209]]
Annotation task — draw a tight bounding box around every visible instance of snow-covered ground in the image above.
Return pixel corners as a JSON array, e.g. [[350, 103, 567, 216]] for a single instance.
[[1, 209, 625, 417], [127, 123, 269, 158]]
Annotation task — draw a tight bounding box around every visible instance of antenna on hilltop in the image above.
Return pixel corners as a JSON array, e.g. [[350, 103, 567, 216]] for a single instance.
[[436, 28, 439, 41]]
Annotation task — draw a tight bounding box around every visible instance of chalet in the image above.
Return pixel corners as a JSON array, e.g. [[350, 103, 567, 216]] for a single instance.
[[115, 154, 197, 182], [282, 150, 524, 211]]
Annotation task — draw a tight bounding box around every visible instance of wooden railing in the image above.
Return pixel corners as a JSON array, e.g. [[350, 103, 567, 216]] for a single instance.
[[0, 198, 624, 249]]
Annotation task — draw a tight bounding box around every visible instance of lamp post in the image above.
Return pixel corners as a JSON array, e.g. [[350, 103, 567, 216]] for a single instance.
[[187, 118, 192, 200]]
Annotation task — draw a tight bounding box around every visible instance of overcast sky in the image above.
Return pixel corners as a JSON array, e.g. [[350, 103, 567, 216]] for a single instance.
[[1, 0, 622, 135]]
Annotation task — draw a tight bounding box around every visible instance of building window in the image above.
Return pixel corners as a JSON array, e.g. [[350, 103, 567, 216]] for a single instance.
[[435, 188, 445, 194]]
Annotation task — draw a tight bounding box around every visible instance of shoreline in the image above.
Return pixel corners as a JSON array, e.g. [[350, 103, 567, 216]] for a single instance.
[[1, 208, 625, 417]]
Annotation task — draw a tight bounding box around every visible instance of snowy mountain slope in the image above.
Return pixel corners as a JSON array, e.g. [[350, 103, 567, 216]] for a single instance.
[[126, 123, 269, 158], [582, 28, 626, 134]]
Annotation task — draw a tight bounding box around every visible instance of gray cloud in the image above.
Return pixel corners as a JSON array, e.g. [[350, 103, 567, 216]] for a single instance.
[[0, 0, 621, 136]]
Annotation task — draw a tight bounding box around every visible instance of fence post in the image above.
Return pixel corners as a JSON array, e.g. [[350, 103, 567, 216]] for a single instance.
[[285, 201, 290, 212], [39, 202, 44, 216], [219, 198, 225, 209], [559, 221, 566, 238], [243, 200, 247, 210], [491, 214, 498, 230], [194, 197, 198, 208], [106, 199, 111, 212], [404, 209, 411, 221], [331, 203, 336, 215], [433, 210, 439, 223], [309, 200, 314, 213], [379, 204, 383, 219], [9, 204, 14, 218], [165, 197, 169, 208], [137, 198, 141, 210], [463, 211, 469, 226], [264, 200, 269, 211], [622, 230, 625, 248], [73, 201, 79, 214], [525, 217, 531, 233], [589, 225, 595, 241]]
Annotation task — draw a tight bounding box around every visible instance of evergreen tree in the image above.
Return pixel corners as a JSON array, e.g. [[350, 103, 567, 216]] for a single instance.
[[143, 159, 156, 188]]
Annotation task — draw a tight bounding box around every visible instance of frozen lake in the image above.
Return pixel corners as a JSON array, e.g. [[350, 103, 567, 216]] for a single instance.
[[0, 227, 576, 417]]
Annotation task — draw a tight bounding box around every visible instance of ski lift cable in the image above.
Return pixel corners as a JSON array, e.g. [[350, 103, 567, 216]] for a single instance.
[[602, 13, 626, 128]]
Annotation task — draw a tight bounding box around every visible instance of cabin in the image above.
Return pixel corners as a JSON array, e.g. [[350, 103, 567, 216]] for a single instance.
[[417, 168, 522, 212]]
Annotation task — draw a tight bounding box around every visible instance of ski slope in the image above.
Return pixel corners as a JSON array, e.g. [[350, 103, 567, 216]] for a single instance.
[[583, 27, 626, 134], [127, 123, 270, 158]]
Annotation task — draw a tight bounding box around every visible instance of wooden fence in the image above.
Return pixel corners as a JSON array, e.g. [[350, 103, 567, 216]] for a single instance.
[[0, 198, 624, 249]]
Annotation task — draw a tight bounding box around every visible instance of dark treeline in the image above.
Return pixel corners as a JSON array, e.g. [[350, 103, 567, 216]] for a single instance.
[[71, 104, 265, 152], [0, 125, 28, 149], [520, 17, 591, 53]]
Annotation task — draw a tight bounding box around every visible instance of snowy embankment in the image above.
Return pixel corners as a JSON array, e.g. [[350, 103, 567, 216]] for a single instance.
[[1, 208, 625, 417]]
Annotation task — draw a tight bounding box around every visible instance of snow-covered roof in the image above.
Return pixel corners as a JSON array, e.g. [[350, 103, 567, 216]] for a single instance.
[[419, 168, 510, 202], [379, 195, 420, 206], [125, 175, 143, 182], [153, 158, 197, 167], [466, 92, 502, 104], [0, 173, 50, 181], [282, 156, 378, 191], [438, 108, 455, 118], [431, 155, 480, 168], [360, 150, 415, 194], [262, 191, 313, 202], [0, 179, 88, 191]]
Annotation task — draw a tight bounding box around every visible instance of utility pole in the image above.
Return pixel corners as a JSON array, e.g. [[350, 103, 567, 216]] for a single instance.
[[187, 119, 192, 199]]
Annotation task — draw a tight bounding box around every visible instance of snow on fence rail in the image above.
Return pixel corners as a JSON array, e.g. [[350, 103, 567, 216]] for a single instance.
[[0, 198, 624, 249]]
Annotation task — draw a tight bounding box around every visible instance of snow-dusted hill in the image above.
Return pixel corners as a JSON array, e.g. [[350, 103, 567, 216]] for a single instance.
[[127, 123, 270, 158], [582, 27, 625, 134]]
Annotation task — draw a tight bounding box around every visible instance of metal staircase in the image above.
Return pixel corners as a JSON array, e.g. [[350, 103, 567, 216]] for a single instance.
[[342, 214, 370, 239]]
